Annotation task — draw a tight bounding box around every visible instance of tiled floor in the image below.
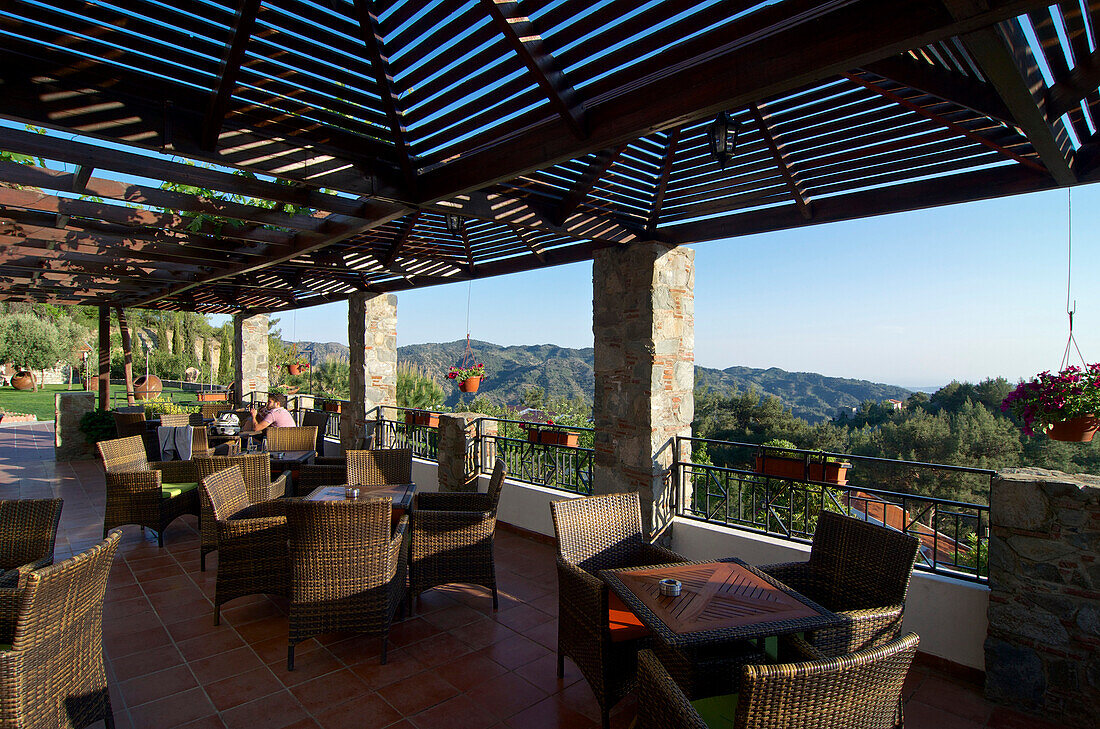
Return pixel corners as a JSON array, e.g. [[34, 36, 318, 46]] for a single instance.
[[0, 423, 1063, 729]]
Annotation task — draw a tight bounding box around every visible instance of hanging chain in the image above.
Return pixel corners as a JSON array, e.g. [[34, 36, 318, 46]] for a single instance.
[[1060, 188, 1087, 371]]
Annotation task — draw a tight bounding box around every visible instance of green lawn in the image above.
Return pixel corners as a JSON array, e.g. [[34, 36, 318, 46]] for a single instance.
[[0, 384, 201, 422]]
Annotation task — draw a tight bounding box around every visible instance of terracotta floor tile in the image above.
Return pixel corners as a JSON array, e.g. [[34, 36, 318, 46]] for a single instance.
[[324, 634, 385, 666], [479, 635, 550, 670], [404, 631, 473, 668], [985, 707, 1067, 729], [522, 620, 558, 651], [408, 694, 497, 729], [313, 691, 402, 729], [254, 634, 319, 665], [349, 648, 425, 690], [279, 646, 345, 687], [418, 603, 484, 631], [219, 690, 308, 729], [111, 644, 186, 683], [176, 629, 248, 662], [387, 616, 444, 647], [493, 604, 554, 633], [377, 669, 460, 717], [465, 671, 548, 720], [505, 696, 599, 729], [128, 687, 217, 729], [106, 625, 172, 659], [903, 700, 982, 729], [910, 675, 992, 725], [118, 665, 199, 709], [432, 652, 508, 693], [189, 646, 268, 684], [204, 666, 285, 712], [232, 615, 288, 643], [512, 653, 581, 694], [448, 618, 517, 650], [287, 668, 370, 714]]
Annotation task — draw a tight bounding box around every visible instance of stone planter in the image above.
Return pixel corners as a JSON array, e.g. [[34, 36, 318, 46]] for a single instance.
[[133, 374, 162, 400], [405, 411, 438, 427], [754, 454, 851, 485], [10, 371, 35, 390]]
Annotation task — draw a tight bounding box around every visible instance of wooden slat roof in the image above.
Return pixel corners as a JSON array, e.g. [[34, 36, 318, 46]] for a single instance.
[[0, 0, 1097, 313]]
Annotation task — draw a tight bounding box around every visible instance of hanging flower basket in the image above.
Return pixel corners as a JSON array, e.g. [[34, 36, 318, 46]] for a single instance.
[[1002, 364, 1100, 440], [447, 362, 485, 391], [287, 363, 309, 376], [458, 376, 481, 393]]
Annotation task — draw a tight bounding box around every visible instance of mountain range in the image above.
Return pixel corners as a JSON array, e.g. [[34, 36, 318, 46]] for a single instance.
[[292, 339, 912, 423]]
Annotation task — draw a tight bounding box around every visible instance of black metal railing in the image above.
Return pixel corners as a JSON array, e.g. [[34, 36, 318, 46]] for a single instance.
[[478, 417, 593, 495], [376, 407, 441, 461], [674, 437, 991, 582]]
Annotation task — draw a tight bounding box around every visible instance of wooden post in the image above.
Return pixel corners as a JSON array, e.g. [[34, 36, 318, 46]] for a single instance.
[[115, 307, 135, 406], [97, 305, 110, 410]]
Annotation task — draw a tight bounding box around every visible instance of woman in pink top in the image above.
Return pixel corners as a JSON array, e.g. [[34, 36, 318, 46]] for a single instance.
[[245, 392, 296, 433]]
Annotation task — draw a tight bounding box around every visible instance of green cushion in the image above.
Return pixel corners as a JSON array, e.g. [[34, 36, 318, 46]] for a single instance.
[[691, 692, 740, 729], [0, 643, 11, 652], [762, 632, 805, 661], [161, 482, 199, 499]]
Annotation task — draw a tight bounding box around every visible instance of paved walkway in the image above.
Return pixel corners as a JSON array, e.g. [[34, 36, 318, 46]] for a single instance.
[[0, 424, 1061, 729]]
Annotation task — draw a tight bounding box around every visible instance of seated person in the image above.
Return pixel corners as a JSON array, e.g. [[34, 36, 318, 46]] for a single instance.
[[244, 392, 295, 434]]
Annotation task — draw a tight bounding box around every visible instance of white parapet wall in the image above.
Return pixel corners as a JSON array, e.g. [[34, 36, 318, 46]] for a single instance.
[[411, 461, 989, 671]]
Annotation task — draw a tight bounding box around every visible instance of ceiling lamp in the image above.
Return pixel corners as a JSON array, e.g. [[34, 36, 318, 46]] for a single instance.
[[706, 111, 740, 170], [445, 213, 465, 236]]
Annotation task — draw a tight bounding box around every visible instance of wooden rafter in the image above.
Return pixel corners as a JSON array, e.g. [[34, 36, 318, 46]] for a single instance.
[[749, 104, 812, 220], [478, 0, 586, 139], [1047, 47, 1100, 119], [862, 54, 1014, 123], [202, 0, 262, 150], [553, 146, 626, 226], [383, 212, 420, 266], [646, 129, 680, 233]]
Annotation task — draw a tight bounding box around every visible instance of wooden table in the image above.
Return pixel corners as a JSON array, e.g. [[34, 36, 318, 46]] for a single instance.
[[599, 558, 843, 648], [303, 483, 416, 511]]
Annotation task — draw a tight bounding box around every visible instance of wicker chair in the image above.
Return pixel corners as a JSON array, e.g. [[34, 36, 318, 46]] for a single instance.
[[550, 492, 690, 729], [267, 426, 318, 453], [0, 498, 63, 584], [285, 498, 408, 668], [194, 454, 290, 571], [111, 411, 145, 438], [757, 511, 920, 657], [200, 466, 289, 624], [0, 530, 122, 729], [200, 402, 235, 420], [636, 632, 919, 729], [159, 413, 190, 427], [96, 435, 202, 547], [300, 410, 329, 453], [409, 459, 505, 611], [347, 447, 412, 486]]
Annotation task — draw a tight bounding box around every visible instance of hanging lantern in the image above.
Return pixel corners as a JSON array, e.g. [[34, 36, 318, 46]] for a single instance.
[[706, 111, 739, 170], [445, 213, 465, 235]]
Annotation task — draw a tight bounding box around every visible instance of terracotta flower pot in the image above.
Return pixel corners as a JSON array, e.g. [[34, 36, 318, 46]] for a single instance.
[[405, 411, 439, 427], [133, 374, 162, 400], [323, 401, 342, 413], [10, 371, 35, 391], [528, 428, 579, 447], [458, 376, 481, 393], [196, 392, 228, 402], [1047, 416, 1100, 442], [287, 364, 305, 376], [754, 455, 851, 485]]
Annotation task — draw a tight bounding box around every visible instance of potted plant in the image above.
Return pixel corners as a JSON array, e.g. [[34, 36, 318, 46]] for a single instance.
[[405, 409, 439, 427], [287, 355, 310, 377], [1002, 363, 1100, 441], [525, 420, 579, 448], [754, 439, 851, 485], [446, 362, 485, 393], [323, 400, 342, 413]]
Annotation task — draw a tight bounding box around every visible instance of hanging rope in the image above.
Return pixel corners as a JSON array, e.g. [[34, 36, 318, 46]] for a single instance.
[[460, 280, 475, 369], [1060, 188, 1087, 371]]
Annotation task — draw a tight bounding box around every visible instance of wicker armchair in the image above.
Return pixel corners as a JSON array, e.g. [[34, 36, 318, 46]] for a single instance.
[[550, 492, 690, 729], [96, 435, 202, 547], [111, 411, 145, 438], [200, 466, 289, 624], [0, 530, 122, 729], [757, 511, 920, 657], [285, 498, 408, 668], [409, 459, 505, 611], [636, 632, 919, 729], [159, 413, 190, 427], [200, 402, 235, 420], [194, 453, 289, 570], [0, 498, 63, 583], [348, 447, 411, 485], [267, 426, 318, 453], [300, 410, 329, 453]]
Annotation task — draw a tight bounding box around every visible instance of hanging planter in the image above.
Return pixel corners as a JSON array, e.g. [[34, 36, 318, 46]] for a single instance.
[[458, 376, 481, 393], [1002, 364, 1100, 440], [287, 362, 309, 376], [447, 362, 485, 393]]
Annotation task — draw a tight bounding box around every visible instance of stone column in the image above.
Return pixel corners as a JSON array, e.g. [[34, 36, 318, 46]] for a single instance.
[[233, 313, 269, 403], [54, 392, 95, 461], [341, 293, 397, 450], [437, 413, 481, 492], [592, 242, 694, 537], [985, 468, 1099, 728]]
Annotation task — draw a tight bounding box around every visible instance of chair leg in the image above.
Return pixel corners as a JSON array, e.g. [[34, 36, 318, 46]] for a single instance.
[[491, 584, 499, 611], [104, 694, 116, 729], [601, 710, 610, 729], [287, 644, 295, 671], [214, 603, 221, 626], [200, 551, 206, 572], [157, 529, 164, 548], [380, 636, 388, 665]]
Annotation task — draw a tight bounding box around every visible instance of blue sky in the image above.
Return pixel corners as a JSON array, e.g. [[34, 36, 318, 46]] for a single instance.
[[255, 184, 1100, 390]]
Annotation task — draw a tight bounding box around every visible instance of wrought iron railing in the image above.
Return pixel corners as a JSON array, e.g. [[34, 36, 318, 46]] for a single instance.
[[674, 437, 991, 582], [478, 417, 593, 495], [376, 407, 440, 461]]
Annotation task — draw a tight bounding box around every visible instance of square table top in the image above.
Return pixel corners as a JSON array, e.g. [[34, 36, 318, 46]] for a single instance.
[[599, 558, 843, 647], [267, 450, 314, 464], [304, 483, 416, 510]]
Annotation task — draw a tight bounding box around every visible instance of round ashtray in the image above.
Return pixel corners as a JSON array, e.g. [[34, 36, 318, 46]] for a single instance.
[[657, 578, 682, 597], [344, 487, 360, 500]]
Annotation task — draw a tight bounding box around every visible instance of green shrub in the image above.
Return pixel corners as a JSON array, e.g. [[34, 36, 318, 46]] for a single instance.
[[79, 409, 117, 444]]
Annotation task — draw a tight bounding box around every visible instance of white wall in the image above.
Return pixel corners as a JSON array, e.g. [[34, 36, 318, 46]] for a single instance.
[[408, 461, 990, 670]]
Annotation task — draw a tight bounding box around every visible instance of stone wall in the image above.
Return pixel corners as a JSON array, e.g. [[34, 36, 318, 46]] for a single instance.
[[985, 468, 1099, 727], [55, 392, 95, 461], [233, 313, 269, 402], [341, 293, 397, 450], [592, 243, 694, 537]]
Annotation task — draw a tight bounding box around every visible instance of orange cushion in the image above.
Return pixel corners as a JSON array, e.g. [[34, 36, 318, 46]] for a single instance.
[[608, 593, 649, 642]]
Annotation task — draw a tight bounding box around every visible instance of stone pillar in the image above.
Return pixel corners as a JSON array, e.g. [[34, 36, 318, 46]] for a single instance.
[[341, 293, 397, 450], [437, 413, 482, 492], [233, 313, 269, 404], [985, 468, 1099, 728], [592, 243, 694, 537], [54, 392, 95, 461]]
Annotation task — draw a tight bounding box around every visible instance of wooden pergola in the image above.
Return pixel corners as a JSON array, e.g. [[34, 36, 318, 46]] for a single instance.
[[0, 0, 1097, 314]]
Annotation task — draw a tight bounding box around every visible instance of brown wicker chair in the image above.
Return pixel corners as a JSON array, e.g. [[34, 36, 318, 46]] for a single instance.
[[111, 411, 146, 438], [267, 426, 318, 453], [300, 410, 329, 453], [0, 498, 63, 584], [0, 530, 122, 729], [194, 453, 289, 571], [757, 511, 921, 657], [550, 492, 690, 729], [200, 466, 289, 624], [200, 402, 235, 420], [159, 413, 191, 427], [285, 498, 408, 668], [347, 447, 412, 486], [636, 632, 919, 729], [409, 459, 506, 611], [96, 435, 202, 547]]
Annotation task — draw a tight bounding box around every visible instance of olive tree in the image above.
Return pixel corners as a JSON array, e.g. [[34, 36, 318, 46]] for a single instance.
[[0, 313, 64, 391]]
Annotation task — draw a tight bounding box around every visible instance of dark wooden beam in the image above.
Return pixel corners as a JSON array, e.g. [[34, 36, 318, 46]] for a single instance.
[[1047, 48, 1100, 119], [553, 146, 625, 225], [647, 129, 680, 232], [415, 0, 1055, 202], [750, 104, 812, 220], [944, 1, 1076, 184], [202, 0, 262, 150], [861, 54, 1014, 123], [383, 212, 420, 266], [478, 0, 586, 139]]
